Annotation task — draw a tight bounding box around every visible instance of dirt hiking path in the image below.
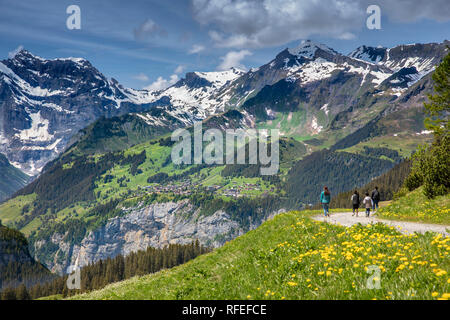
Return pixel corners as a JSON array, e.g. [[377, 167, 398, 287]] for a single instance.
[[313, 212, 449, 237]]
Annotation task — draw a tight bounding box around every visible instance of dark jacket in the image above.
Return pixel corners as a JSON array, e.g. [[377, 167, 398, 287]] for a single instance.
[[351, 193, 360, 205], [371, 189, 380, 201]]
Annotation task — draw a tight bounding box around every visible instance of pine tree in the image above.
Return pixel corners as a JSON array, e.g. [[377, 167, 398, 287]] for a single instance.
[[424, 49, 450, 136], [15, 284, 30, 300], [1, 287, 17, 300], [405, 51, 450, 198]]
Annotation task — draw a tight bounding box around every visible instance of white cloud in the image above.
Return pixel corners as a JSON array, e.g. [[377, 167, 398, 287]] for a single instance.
[[188, 44, 205, 54], [174, 65, 185, 74], [134, 18, 167, 40], [144, 74, 179, 91], [217, 50, 252, 71], [8, 45, 24, 58], [338, 32, 356, 40], [378, 0, 450, 23], [132, 73, 149, 82], [192, 0, 450, 49]]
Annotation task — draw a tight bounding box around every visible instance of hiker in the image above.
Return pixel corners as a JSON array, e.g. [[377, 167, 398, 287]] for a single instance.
[[351, 190, 360, 217], [371, 186, 380, 212], [320, 186, 331, 217], [363, 192, 373, 217]]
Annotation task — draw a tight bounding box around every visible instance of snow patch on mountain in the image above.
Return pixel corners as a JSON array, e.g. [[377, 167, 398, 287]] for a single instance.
[[157, 68, 244, 114], [195, 68, 243, 86], [286, 58, 336, 83], [320, 104, 329, 116], [406, 68, 434, 86], [310, 116, 323, 134], [384, 56, 436, 73], [288, 40, 337, 59], [286, 59, 390, 86], [15, 111, 53, 142], [0, 61, 64, 97], [348, 45, 386, 64], [342, 63, 390, 86]]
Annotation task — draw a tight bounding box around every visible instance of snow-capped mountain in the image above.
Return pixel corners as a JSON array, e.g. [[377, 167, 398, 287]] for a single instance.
[[213, 40, 399, 111], [234, 40, 448, 137], [0, 50, 164, 175], [283, 40, 392, 86], [134, 40, 446, 143], [349, 45, 387, 63], [153, 68, 244, 118], [349, 42, 445, 73], [348, 42, 447, 96], [0, 40, 448, 179], [0, 50, 247, 177], [381, 43, 445, 73]]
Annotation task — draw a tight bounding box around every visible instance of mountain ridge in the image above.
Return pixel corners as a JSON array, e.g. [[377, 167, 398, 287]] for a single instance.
[[0, 41, 447, 274], [1, 40, 447, 176]]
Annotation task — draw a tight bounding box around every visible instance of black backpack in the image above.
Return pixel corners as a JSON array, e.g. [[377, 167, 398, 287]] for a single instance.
[[372, 190, 380, 201], [352, 194, 360, 205]]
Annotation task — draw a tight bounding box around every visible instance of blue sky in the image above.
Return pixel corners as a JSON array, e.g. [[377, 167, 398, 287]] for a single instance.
[[0, 0, 449, 90]]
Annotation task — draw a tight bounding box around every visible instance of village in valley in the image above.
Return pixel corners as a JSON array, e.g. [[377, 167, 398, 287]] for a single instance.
[[139, 179, 275, 198]]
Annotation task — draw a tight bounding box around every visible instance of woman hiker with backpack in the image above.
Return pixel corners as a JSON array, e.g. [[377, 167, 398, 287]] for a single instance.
[[320, 186, 331, 217], [351, 190, 360, 217]]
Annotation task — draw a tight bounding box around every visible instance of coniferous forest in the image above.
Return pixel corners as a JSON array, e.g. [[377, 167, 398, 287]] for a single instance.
[[0, 240, 209, 300], [328, 160, 412, 209]]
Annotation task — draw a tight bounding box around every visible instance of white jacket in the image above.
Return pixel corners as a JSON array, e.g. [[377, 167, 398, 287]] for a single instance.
[[363, 196, 373, 208]]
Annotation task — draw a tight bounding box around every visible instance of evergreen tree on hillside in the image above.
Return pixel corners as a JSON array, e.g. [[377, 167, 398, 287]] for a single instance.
[[405, 51, 450, 198], [15, 284, 30, 300], [1, 242, 209, 300], [424, 48, 450, 136], [330, 160, 412, 209], [1, 287, 16, 300]]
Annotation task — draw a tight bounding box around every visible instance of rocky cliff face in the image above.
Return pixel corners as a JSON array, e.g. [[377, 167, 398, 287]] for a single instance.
[[34, 200, 283, 274], [0, 50, 161, 176]]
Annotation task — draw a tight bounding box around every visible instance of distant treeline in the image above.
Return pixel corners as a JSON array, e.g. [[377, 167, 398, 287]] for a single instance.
[[190, 193, 285, 229], [316, 160, 411, 209], [0, 224, 55, 291], [0, 241, 209, 300], [286, 148, 402, 205]]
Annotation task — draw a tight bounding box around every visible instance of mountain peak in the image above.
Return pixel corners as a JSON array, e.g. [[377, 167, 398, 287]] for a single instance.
[[348, 45, 387, 64], [9, 49, 44, 61], [8, 49, 88, 66], [288, 40, 338, 59]]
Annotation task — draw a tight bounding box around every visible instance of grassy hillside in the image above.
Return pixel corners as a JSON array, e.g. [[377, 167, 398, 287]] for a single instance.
[[341, 133, 432, 159], [67, 211, 449, 300], [1, 131, 312, 238], [378, 187, 450, 224], [0, 89, 434, 275]]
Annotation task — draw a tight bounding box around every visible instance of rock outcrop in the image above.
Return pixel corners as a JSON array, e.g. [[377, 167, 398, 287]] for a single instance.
[[35, 200, 282, 274]]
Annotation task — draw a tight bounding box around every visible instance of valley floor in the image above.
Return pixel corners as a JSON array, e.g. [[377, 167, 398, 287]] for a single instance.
[[313, 212, 449, 237]]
